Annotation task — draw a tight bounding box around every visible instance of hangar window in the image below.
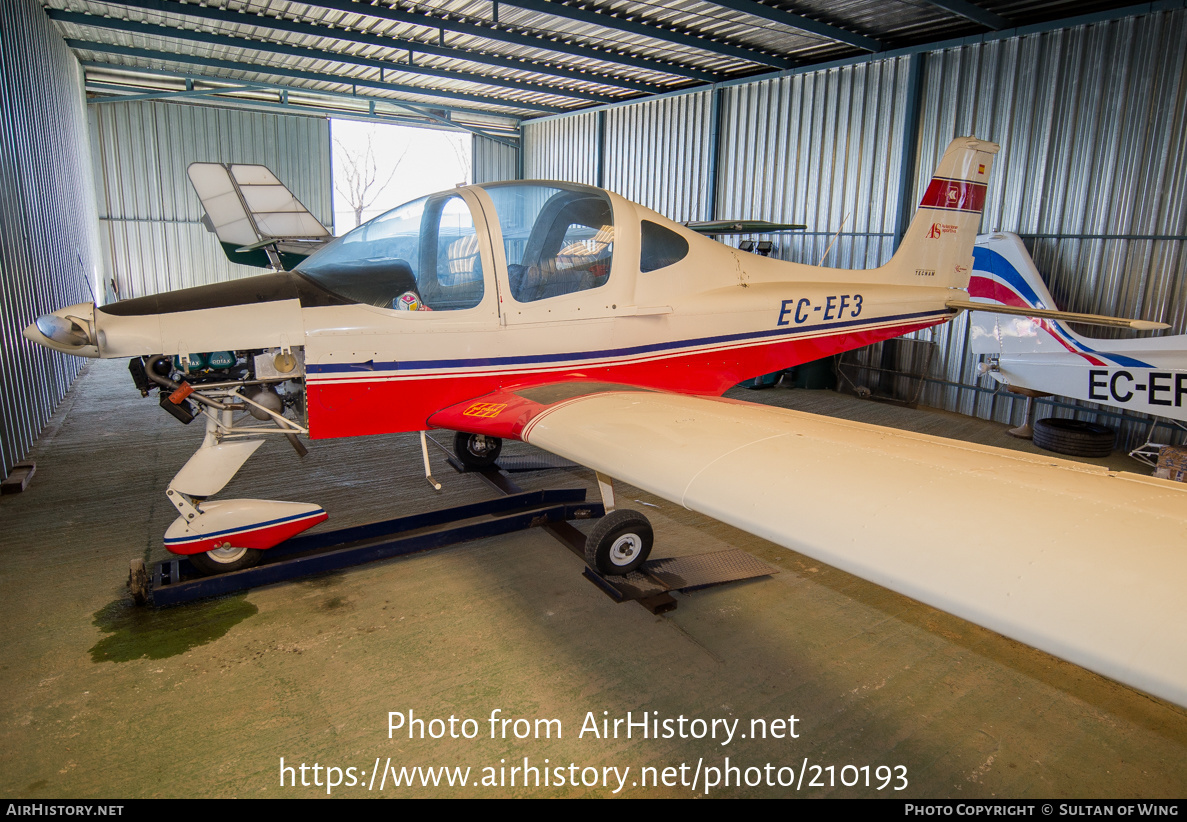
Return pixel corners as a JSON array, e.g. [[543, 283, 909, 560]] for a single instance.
[[484, 183, 614, 303], [296, 193, 483, 311], [639, 220, 689, 272]]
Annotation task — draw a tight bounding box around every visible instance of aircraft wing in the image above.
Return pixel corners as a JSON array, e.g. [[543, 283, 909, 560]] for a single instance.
[[187, 162, 332, 270], [430, 386, 1187, 708]]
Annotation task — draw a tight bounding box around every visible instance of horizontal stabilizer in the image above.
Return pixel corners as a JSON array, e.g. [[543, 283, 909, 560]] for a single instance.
[[947, 298, 1171, 331], [684, 219, 806, 235]]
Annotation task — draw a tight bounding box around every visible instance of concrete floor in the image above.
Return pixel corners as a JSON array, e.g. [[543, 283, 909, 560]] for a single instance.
[[1, 359, 1184, 798]]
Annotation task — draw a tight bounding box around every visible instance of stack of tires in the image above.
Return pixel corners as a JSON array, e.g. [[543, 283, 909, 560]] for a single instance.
[[1032, 418, 1115, 458]]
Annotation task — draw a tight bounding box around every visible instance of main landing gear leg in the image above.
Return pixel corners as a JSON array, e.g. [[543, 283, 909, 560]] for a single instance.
[[584, 472, 652, 575]]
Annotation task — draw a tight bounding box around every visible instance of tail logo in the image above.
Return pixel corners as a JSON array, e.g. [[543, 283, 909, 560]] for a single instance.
[[920, 178, 988, 213], [927, 222, 958, 239]]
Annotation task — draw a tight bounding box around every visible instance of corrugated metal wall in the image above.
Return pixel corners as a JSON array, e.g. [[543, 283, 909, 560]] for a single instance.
[[472, 134, 520, 183], [522, 6, 1187, 449], [89, 101, 332, 301], [603, 92, 714, 222], [523, 110, 600, 184], [912, 13, 1187, 449], [0, 0, 103, 480], [718, 59, 911, 269]]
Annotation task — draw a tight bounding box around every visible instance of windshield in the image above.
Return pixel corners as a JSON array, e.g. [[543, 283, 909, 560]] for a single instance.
[[296, 192, 483, 311]]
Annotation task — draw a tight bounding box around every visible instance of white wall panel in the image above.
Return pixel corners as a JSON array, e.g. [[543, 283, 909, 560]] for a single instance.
[[88, 100, 331, 300]]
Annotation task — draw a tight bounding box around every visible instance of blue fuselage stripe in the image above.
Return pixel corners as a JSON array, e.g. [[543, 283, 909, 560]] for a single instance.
[[306, 309, 952, 375]]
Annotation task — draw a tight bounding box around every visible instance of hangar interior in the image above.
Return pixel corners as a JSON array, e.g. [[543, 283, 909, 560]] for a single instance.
[[1, 0, 1186, 799]]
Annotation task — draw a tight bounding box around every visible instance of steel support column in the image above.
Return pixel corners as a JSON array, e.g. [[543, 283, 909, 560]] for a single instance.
[[893, 53, 925, 247]]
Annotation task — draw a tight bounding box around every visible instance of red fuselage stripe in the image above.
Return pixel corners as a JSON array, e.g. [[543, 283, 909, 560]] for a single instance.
[[968, 275, 1106, 366], [306, 318, 945, 439]]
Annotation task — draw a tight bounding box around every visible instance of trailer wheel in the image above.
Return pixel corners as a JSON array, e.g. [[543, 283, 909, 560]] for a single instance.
[[585, 509, 653, 575], [187, 544, 263, 576], [1032, 417, 1115, 458], [454, 432, 502, 469]]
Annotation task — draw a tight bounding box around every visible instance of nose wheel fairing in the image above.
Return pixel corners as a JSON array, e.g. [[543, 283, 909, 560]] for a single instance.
[[163, 398, 325, 573], [164, 499, 327, 555]]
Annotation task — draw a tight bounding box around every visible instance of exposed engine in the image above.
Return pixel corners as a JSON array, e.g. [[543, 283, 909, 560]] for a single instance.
[[128, 348, 308, 454]]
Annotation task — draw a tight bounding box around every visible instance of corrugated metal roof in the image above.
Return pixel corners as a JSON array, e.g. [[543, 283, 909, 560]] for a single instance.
[[42, 0, 1156, 127]]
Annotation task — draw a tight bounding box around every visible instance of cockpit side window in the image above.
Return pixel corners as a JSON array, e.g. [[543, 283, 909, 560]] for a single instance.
[[295, 193, 483, 311], [639, 220, 689, 272], [484, 184, 614, 303]]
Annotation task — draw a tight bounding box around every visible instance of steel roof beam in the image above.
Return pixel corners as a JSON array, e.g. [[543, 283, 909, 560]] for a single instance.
[[92, 0, 721, 83], [86, 81, 260, 104], [68, 40, 567, 114], [918, 0, 1012, 30], [52, 12, 620, 104], [496, 0, 794, 68], [696, 0, 882, 51], [81, 61, 524, 127], [63, 0, 662, 95], [83, 75, 521, 146]]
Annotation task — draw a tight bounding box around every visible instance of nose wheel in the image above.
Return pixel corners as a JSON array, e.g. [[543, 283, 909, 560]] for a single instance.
[[585, 509, 653, 575], [187, 544, 263, 576], [454, 432, 503, 469]]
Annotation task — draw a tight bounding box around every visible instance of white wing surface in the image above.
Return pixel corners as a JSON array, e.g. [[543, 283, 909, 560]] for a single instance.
[[518, 391, 1187, 707], [187, 163, 330, 267]]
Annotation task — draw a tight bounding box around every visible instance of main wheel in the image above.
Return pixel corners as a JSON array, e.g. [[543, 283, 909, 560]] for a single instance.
[[187, 543, 263, 576], [1032, 417, 1115, 458], [585, 509, 653, 576], [454, 432, 503, 469]]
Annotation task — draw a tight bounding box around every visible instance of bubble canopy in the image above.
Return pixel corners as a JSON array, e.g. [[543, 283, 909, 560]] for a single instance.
[[296, 182, 617, 310]]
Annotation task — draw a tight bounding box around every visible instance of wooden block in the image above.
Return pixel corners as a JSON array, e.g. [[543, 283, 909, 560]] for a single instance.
[[1, 461, 36, 494]]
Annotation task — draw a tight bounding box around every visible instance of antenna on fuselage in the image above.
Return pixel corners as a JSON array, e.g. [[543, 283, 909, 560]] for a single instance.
[[816, 212, 850, 267]]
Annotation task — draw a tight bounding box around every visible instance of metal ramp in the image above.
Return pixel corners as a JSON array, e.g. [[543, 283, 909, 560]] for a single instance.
[[143, 489, 600, 607], [447, 452, 779, 615], [136, 445, 778, 611]]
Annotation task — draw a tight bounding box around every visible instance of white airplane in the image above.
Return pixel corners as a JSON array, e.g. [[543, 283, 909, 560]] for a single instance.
[[970, 232, 1187, 450], [24, 138, 1187, 710]]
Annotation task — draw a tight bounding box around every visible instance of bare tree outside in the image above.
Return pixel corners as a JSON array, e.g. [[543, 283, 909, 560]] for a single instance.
[[446, 133, 472, 187], [331, 119, 473, 232], [334, 127, 409, 229]]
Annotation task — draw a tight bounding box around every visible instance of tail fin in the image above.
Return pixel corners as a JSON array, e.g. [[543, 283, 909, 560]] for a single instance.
[[187, 162, 331, 270], [967, 231, 1056, 355], [970, 232, 1060, 311], [965, 232, 1170, 355], [881, 136, 1000, 287]]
